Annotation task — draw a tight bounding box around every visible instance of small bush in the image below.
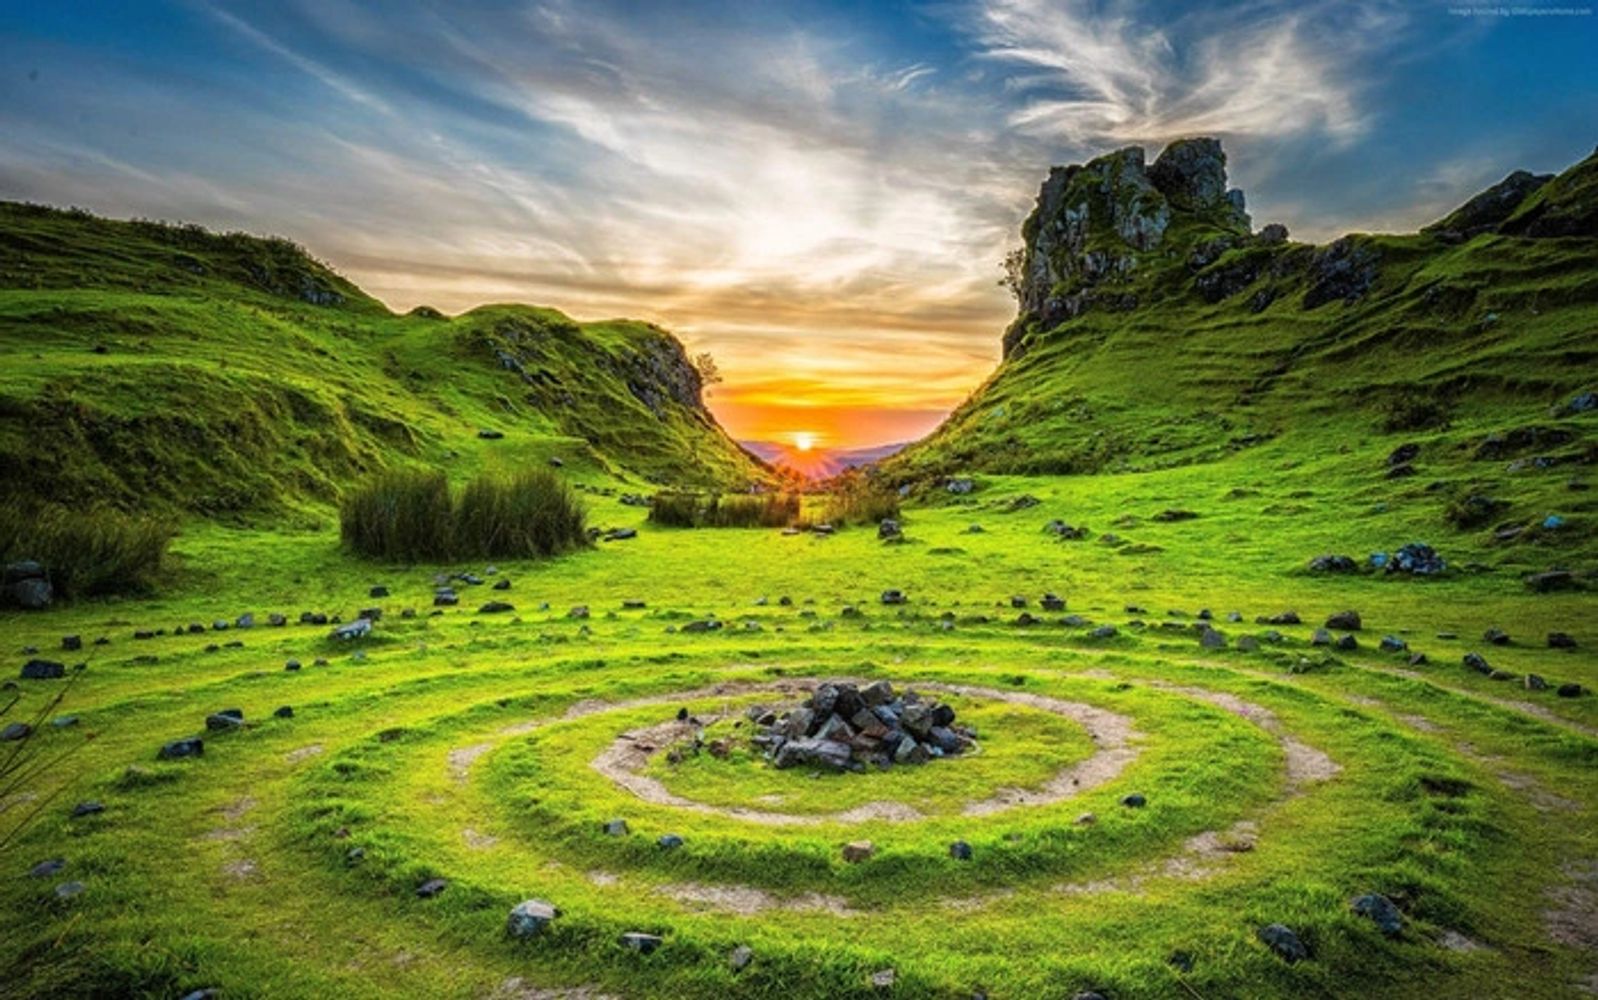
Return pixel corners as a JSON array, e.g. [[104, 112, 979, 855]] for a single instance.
[[648, 491, 799, 529], [0, 505, 173, 602], [341, 468, 585, 561], [821, 473, 901, 526], [339, 469, 453, 562]]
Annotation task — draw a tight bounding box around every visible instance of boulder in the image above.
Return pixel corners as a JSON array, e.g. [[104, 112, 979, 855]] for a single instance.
[[20, 658, 65, 680], [205, 709, 244, 731], [507, 899, 558, 939], [619, 931, 663, 954], [1325, 610, 1362, 631], [842, 840, 875, 863], [774, 738, 852, 771], [1524, 570, 1576, 592], [415, 877, 448, 898], [158, 737, 204, 760], [1257, 923, 1308, 963], [1351, 893, 1404, 936], [330, 619, 371, 641]]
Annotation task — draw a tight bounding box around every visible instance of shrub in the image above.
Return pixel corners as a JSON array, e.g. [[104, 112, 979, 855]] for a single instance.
[[821, 472, 901, 526], [340, 467, 586, 561], [0, 505, 174, 602], [648, 491, 798, 528], [455, 469, 587, 559], [339, 469, 453, 562]]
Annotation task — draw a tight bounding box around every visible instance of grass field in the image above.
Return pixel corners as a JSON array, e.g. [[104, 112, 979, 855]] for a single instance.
[[3, 445, 1594, 999]]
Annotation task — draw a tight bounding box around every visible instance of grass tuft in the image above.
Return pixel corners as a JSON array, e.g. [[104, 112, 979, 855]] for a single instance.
[[0, 504, 173, 601], [340, 467, 586, 561]]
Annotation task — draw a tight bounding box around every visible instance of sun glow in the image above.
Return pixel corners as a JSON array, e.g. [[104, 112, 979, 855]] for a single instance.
[[793, 431, 817, 452]]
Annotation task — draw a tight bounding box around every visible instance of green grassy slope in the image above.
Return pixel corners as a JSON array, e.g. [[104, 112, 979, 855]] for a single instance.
[[0, 202, 762, 518], [891, 143, 1598, 483]]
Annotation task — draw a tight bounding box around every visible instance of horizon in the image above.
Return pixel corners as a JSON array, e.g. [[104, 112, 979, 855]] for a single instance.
[[4, 1, 1597, 448]]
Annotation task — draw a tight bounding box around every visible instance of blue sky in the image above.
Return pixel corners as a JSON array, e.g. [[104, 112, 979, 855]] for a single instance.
[[3, 0, 1596, 445]]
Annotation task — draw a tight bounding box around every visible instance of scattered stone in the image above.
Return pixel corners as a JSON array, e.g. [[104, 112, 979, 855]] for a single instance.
[[1379, 636, 1408, 653], [870, 968, 896, 989], [61, 635, 82, 652], [29, 859, 65, 878], [492, 578, 511, 591], [5, 561, 52, 609], [369, 585, 389, 598], [70, 801, 104, 817], [1262, 611, 1301, 625], [729, 944, 754, 972], [569, 606, 591, 619], [1548, 632, 1577, 649], [1408, 653, 1429, 667], [330, 619, 371, 641], [274, 706, 294, 719], [619, 932, 663, 954], [1258, 924, 1308, 963], [20, 658, 65, 680], [1524, 674, 1548, 691], [1199, 628, 1227, 649], [55, 880, 86, 900], [1075, 812, 1097, 825], [1307, 554, 1358, 573], [1387, 543, 1446, 576], [657, 834, 684, 850], [1463, 652, 1492, 674], [158, 737, 204, 760], [477, 429, 504, 439], [1524, 570, 1576, 592], [1090, 625, 1119, 639], [1557, 683, 1585, 698], [1310, 628, 1333, 647], [1152, 509, 1199, 522], [415, 877, 448, 898], [205, 709, 244, 731], [356, 607, 381, 622], [1325, 610, 1362, 631], [3, 721, 35, 742], [949, 840, 973, 861], [880, 589, 907, 605], [603, 818, 630, 837], [1483, 627, 1510, 646], [1352, 893, 1404, 936], [1121, 793, 1147, 808], [877, 519, 902, 540], [478, 601, 514, 614], [506, 899, 558, 939], [1041, 593, 1066, 611], [842, 840, 875, 863], [433, 589, 459, 607], [1335, 634, 1359, 651]]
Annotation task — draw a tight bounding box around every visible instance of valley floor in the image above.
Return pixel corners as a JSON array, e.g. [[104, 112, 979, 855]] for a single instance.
[[2, 461, 1595, 999]]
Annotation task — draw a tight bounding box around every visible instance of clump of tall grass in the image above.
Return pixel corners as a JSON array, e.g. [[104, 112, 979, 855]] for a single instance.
[[456, 469, 587, 558], [340, 467, 586, 561], [647, 491, 701, 528], [820, 472, 901, 526], [647, 491, 799, 528], [0, 505, 174, 602], [339, 469, 454, 562]]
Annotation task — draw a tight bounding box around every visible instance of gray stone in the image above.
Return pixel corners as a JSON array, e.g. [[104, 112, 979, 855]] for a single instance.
[[29, 858, 65, 878], [1, 722, 32, 742], [330, 619, 371, 641], [729, 944, 754, 972], [506, 899, 558, 939], [20, 658, 65, 680], [620, 931, 663, 954], [949, 840, 973, 861], [415, 877, 448, 898], [158, 737, 204, 760], [1257, 923, 1307, 963], [603, 818, 630, 836], [1325, 610, 1362, 631], [1121, 793, 1147, 808], [1352, 893, 1404, 936]]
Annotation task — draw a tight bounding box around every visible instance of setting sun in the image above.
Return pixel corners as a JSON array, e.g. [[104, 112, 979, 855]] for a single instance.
[[792, 431, 817, 452]]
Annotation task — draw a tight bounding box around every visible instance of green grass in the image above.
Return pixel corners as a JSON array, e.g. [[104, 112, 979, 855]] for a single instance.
[[0, 504, 174, 601], [1, 457, 1593, 998]]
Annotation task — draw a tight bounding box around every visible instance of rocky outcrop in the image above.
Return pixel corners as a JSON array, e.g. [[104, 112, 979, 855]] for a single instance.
[[1426, 169, 1555, 240], [1006, 137, 1256, 356]]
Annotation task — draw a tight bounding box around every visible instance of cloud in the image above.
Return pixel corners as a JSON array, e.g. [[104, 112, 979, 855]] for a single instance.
[[965, 0, 1405, 147]]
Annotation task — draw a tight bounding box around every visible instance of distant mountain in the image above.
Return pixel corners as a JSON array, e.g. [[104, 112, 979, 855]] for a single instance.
[[742, 440, 907, 479]]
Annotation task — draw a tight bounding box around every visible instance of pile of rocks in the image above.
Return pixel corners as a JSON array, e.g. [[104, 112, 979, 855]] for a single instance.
[[748, 681, 975, 772]]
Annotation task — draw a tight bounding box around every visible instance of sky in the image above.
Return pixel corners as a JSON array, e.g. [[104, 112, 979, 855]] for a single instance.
[[3, 2, 1596, 448]]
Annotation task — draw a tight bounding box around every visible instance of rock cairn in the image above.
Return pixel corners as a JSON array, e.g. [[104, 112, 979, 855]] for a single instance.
[[748, 681, 975, 772]]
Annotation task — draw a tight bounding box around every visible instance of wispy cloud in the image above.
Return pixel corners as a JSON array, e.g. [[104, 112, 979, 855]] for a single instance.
[[966, 0, 1404, 146]]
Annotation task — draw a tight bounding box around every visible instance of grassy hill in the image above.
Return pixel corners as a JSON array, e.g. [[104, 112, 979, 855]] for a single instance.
[[0, 202, 762, 520], [888, 139, 1598, 573]]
